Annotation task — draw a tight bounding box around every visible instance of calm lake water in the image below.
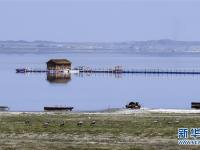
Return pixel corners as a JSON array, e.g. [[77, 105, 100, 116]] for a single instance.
[[1, 53, 200, 111]]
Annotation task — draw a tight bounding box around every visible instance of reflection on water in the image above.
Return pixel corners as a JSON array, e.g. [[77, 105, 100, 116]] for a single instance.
[[46, 73, 71, 84]]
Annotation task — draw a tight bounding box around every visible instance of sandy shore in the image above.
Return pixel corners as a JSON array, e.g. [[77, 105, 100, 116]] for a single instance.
[[1, 108, 200, 115], [83, 108, 200, 114]]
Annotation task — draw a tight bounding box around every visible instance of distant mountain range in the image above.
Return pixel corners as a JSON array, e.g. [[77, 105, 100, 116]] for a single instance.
[[1, 39, 200, 54]]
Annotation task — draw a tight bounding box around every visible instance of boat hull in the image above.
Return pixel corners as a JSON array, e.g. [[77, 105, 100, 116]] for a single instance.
[[44, 106, 73, 111]]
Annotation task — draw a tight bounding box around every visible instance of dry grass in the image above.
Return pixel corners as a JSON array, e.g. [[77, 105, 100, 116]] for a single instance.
[[0, 112, 199, 149]]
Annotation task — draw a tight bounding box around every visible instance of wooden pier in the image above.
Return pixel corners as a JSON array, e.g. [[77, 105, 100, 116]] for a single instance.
[[78, 68, 200, 75], [16, 67, 200, 75], [16, 68, 62, 73]]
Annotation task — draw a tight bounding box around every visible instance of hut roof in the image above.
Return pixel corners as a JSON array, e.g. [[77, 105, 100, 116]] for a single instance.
[[47, 59, 71, 65]]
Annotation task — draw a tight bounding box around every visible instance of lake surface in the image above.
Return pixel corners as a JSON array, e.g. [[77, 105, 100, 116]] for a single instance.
[[1, 53, 200, 111]]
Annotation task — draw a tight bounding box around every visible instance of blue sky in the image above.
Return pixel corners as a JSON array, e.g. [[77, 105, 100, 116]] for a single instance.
[[0, 0, 200, 42]]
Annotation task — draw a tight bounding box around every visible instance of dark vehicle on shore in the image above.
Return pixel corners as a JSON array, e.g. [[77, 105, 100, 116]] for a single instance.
[[191, 102, 200, 109], [0, 106, 9, 111], [44, 106, 73, 111], [126, 102, 141, 109]]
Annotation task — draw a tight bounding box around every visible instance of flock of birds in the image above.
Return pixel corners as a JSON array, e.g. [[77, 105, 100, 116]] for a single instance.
[[25, 119, 180, 127], [24, 120, 96, 127]]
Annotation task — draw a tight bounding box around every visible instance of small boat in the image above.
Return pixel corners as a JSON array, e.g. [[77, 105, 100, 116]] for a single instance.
[[126, 102, 141, 109], [0, 106, 9, 111], [44, 106, 74, 111], [16, 68, 28, 73]]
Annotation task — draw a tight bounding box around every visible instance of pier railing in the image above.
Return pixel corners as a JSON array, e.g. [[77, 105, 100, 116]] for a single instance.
[[16, 67, 200, 75], [78, 68, 200, 75]]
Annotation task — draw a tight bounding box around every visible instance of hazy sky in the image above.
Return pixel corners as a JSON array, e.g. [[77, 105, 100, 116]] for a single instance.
[[0, 0, 200, 42]]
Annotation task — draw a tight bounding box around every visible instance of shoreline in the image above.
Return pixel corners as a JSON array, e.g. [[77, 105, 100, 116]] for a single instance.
[[1, 108, 200, 115]]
